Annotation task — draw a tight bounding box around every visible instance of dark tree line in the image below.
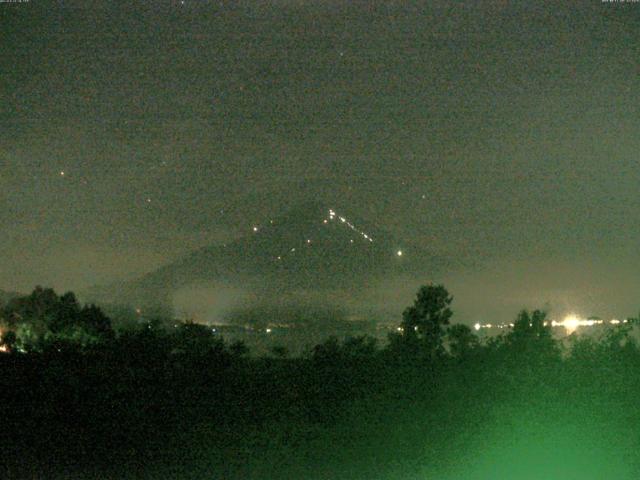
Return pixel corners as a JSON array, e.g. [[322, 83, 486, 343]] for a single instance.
[[1, 284, 640, 479], [0, 286, 113, 352]]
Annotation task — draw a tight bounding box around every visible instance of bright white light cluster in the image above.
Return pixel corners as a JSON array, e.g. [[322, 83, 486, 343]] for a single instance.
[[328, 209, 374, 243], [474, 322, 512, 331], [261, 208, 378, 263], [551, 314, 609, 334], [474, 316, 628, 335], [248, 207, 409, 265]]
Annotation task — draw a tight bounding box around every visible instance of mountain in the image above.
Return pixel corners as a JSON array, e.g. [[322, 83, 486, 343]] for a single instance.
[[85, 202, 450, 320]]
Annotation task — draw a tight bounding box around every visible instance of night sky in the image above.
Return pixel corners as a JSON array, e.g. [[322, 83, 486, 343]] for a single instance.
[[2, 1, 640, 323]]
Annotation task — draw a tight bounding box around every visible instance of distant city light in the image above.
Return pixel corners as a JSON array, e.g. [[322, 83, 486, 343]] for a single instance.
[[473, 314, 623, 335], [252, 226, 259, 232], [396, 250, 403, 257], [562, 315, 580, 334]]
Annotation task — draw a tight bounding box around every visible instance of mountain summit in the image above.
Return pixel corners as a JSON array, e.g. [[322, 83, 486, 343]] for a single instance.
[[86, 203, 442, 314]]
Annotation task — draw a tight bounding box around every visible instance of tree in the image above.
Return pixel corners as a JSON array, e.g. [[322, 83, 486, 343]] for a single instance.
[[312, 336, 342, 365], [0, 330, 16, 353], [342, 335, 378, 359], [51, 291, 81, 333], [2, 287, 114, 350], [505, 309, 559, 364], [78, 304, 113, 337], [400, 284, 453, 356], [229, 340, 249, 358], [173, 321, 225, 357], [270, 345, 289, 359], [447, 324, 478, 358], [3, 286, 58, 328], [510, 309, 552, 343]]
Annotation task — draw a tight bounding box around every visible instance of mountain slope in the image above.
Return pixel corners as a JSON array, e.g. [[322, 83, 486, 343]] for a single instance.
[[85, 202, 449, 315]]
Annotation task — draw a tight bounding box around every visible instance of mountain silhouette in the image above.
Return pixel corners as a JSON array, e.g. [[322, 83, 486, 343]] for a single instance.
[[85, 202, 448, 317]]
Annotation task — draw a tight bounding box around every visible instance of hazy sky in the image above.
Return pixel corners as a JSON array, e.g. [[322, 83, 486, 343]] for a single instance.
[[2, 1, 640, 322]]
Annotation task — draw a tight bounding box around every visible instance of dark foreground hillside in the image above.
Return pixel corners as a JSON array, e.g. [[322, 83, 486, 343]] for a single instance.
[[2, 286, 640, 479], [3, 328, 640, 479]]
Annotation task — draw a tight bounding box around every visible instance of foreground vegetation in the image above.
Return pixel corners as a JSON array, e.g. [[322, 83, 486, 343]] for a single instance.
[[2, 286, 640, 479]]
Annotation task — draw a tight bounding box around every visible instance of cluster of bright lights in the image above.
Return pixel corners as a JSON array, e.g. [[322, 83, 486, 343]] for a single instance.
[[248, 208, 406, 263], [249, 208, 383, 263], [474, 322, 513, 331], [474, 315, 628, 334], [328, 209, 374, 243], [549, 314, 626, 334]]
